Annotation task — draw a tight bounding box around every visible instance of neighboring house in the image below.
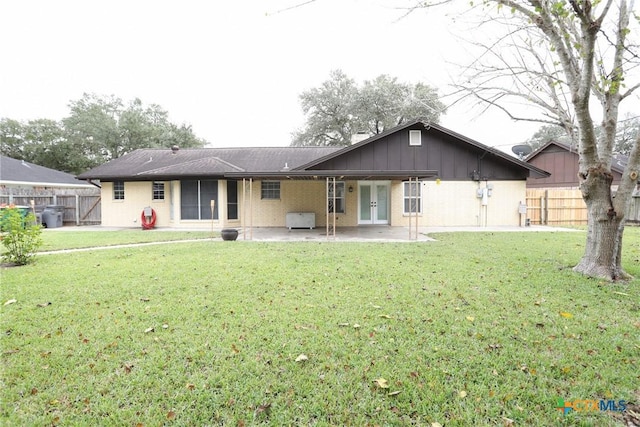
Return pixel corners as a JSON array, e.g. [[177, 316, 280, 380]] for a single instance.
[[525, 140, 626, 188], [77, 119, 549, 230], [523, 140, 639, 225], [0, 155, 97, 203], [1, 156, 100, 225]]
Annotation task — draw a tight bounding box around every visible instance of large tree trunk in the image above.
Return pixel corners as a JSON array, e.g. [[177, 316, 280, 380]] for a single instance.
[[573, 166, 630, 281]]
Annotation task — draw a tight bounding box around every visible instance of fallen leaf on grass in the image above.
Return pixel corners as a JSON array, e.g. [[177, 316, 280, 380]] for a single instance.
[[374, 378, 389, 389], [338, 322, 350, 327], [353, 323, 361, 329], [140, 297, 150, 302], [295, 354, 308, 362], [3, 299, 17, 306], [502, 416, 515, 426], [613, 291, 629, 296], [166, 410, 176, 420], [466, 316, 475, 322], [186, 383, 195, 390], [431, 423, 443, 427], [37, 302, 51, 307], [559, 311, 573, 318], [144, 327, 154, 333], [379, 314, 392, 319], [254, 402, 271, 417], [459, 390, 467, 398], [388, 390, 401, 396], [162, 324, 169, 329]]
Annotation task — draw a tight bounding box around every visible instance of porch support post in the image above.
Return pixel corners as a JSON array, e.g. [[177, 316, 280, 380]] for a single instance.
[[249, 178, 253, 240], [325, 177, 336, 240], [242, 178, 246, 240]]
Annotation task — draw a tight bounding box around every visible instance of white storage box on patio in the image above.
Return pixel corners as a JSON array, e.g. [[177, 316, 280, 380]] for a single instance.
[[286, 212, 315, 229]]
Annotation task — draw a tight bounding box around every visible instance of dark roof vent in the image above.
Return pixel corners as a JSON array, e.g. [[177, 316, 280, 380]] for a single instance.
[[171, 145, 179, 154]]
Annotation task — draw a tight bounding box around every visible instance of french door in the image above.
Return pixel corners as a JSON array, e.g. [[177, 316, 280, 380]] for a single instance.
[[358, 181, 390, 224]]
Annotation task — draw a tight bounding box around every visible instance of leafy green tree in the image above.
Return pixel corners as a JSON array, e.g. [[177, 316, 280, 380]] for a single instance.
[[292, 70, 445, 146], [1, 94, 206, 174], [0, 119, 26, 160], [63, 94, 205, 165]]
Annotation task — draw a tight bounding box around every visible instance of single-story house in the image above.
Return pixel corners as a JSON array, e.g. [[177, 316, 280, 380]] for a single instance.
[[77, 119, 549, 232], [525, 140, 627, 188]]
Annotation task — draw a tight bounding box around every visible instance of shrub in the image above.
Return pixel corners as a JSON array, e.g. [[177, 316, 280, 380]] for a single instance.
[[0, 205, 43, 265]]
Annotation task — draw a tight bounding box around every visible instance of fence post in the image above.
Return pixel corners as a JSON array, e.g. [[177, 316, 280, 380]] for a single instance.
[[75, 194, 80, 225]]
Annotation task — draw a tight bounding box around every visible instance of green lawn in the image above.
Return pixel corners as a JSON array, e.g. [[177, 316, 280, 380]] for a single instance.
[[1, 229, 639, 426]]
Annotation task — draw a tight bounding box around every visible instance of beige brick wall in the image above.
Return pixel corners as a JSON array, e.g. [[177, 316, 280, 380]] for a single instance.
[[420, 180, 525, 226], [101, 181, 171, 227], [240, 179, 359, 227], [100, 178, 526, 228]]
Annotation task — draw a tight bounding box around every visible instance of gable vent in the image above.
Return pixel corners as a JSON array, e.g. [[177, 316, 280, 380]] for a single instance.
[[409, 130, 422, 146]]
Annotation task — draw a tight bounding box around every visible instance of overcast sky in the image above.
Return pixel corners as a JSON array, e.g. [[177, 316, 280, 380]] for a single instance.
[[1, 0, 545, 153]]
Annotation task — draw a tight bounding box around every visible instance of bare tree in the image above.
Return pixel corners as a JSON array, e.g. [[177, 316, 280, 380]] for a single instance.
[[425, 0, 639, 280]]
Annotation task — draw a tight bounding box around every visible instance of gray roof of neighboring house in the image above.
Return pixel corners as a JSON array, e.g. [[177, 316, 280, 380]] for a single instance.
[[0, 156, 93, 187], [76, 147, 343, 180]]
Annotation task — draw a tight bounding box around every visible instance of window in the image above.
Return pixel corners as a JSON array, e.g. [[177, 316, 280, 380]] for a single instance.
[[180, 180, 218, 220], [403, 181, 422, 214], [152, 181, 165, 200], [328, 181, 345, 213], [261, 181, 280, 199], [113, 181, 124, 200], [409, 130, 422, 146], [227, 180, 238, 220]]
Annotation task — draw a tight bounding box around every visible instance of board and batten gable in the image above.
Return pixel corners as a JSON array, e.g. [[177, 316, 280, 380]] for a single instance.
[[307, 122, 529, 181], [525, 141, 623, 188]]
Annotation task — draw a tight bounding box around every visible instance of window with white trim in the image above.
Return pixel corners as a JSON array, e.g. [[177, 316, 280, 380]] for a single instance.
[[261, 181, 280, 199], [152, 181, 165, 200], [403, 181, 422, 214], [328, 181, 345, 213], [113, 181, 125, 200]]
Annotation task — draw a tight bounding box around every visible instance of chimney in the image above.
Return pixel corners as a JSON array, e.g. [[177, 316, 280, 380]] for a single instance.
[[351, 132, 369, 145]]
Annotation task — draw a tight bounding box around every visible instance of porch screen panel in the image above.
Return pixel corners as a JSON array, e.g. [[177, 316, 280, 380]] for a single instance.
[[180, 180, 199, 219], [199, 180, 218, 220], [227, 180, 238, 220]]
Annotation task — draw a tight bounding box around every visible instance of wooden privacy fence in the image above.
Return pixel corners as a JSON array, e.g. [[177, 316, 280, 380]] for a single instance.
[[0, 194, 101, 225], [526, 189, 640, 225]]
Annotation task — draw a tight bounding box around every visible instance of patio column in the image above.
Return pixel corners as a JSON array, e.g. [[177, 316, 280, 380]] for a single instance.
[[242, 178, 254, 240], [326, 177, 336, 240]]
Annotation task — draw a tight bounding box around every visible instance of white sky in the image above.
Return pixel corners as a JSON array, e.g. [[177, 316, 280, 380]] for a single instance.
[[1, 0, 544, 153]]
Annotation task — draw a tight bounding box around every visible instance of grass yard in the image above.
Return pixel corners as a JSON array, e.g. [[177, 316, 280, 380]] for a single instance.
[[1, 229, 639, 426]]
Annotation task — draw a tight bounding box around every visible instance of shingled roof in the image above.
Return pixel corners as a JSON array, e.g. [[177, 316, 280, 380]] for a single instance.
[[1, 156, 93, 187], [76, 147, 342, 181]]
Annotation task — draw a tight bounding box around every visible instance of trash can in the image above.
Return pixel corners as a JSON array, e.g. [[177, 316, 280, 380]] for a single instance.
[[42, 205, 64, 228]]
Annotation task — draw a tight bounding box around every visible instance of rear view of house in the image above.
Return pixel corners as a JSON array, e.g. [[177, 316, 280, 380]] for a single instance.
[[77, 120, 548, 231]]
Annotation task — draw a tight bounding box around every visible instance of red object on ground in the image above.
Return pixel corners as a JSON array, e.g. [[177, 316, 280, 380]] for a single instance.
[[141, 208, 157, 230]]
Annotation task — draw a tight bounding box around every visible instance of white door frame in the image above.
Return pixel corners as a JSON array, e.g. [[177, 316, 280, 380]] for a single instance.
[[358, 181, 390, 225]]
